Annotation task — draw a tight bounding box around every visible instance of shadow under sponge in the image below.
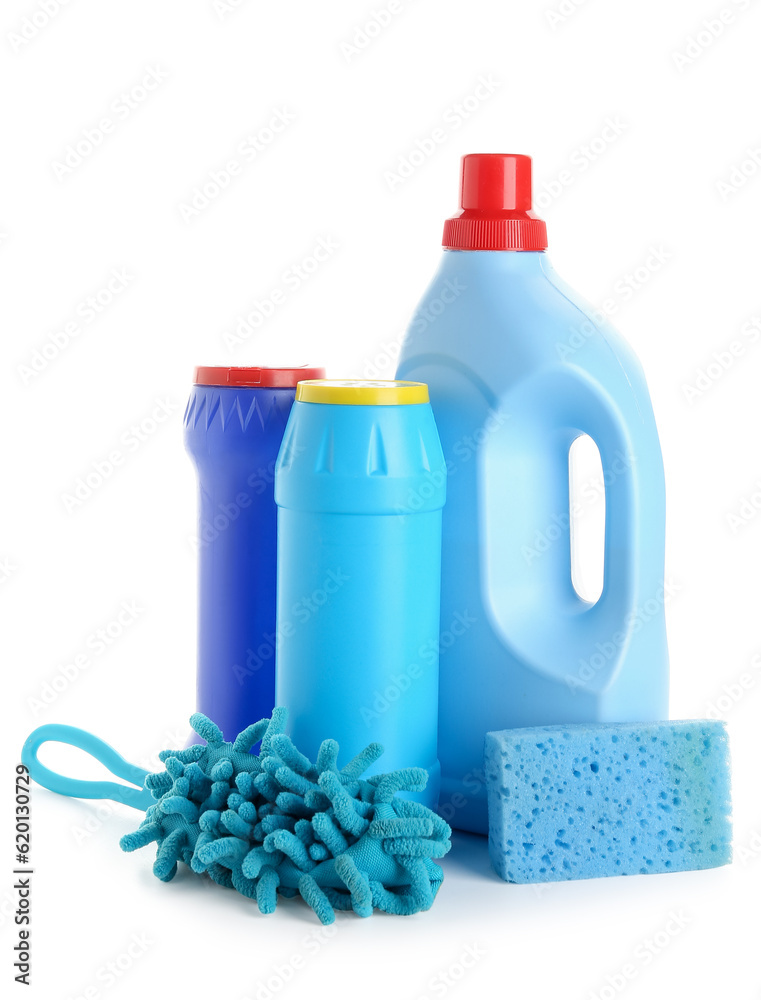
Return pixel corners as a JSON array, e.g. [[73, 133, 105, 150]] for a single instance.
[[485, 719, 732, 883]]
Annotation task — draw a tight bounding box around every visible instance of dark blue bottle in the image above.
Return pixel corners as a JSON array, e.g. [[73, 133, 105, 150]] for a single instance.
[[184, 365, 324, 741]]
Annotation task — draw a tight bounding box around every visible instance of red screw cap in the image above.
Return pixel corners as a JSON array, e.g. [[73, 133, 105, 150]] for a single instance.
[[442, 153, 548, 251], [194, 365, 326, 388]]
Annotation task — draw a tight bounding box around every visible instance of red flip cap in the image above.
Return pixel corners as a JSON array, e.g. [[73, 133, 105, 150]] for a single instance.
[[442, 153, 548, 251], [194, 365, 326, 388]]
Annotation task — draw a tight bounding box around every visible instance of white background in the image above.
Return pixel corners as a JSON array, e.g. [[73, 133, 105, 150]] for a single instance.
[[2, 1, 760, 998]]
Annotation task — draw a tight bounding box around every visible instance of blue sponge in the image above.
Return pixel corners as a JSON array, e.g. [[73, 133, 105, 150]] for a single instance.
[[485, 720, 732, 883]]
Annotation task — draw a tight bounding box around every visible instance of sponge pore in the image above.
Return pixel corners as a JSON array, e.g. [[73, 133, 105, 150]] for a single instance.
[[485, 720, 732, 884]]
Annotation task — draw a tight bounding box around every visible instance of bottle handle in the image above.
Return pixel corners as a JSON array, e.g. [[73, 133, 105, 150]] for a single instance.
[[21, 724, 153, 811], [585, 396, 640, 617]]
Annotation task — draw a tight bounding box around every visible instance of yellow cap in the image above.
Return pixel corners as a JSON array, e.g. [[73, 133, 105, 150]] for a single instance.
[[295, 379, 429, 405]]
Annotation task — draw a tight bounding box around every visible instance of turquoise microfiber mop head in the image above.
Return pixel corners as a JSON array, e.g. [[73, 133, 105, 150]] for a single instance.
[[184, 725, 451, 922], [119, 710, 287, 886], [22, 710, 451, 924]]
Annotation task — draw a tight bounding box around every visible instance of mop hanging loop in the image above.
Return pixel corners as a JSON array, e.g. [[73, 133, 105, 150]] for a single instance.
[[21, 723, 154, 810]]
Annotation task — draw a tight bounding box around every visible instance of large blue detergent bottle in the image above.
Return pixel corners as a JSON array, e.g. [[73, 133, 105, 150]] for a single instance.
[[396, 154, 668, 834]]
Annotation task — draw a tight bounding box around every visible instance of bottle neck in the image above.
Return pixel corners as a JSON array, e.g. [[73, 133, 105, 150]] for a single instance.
[[441, 247, 549, 273]]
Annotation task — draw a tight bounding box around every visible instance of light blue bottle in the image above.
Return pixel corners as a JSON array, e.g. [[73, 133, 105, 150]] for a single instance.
[[274, 380, 447, 809], [396, 154, 668, 833]]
